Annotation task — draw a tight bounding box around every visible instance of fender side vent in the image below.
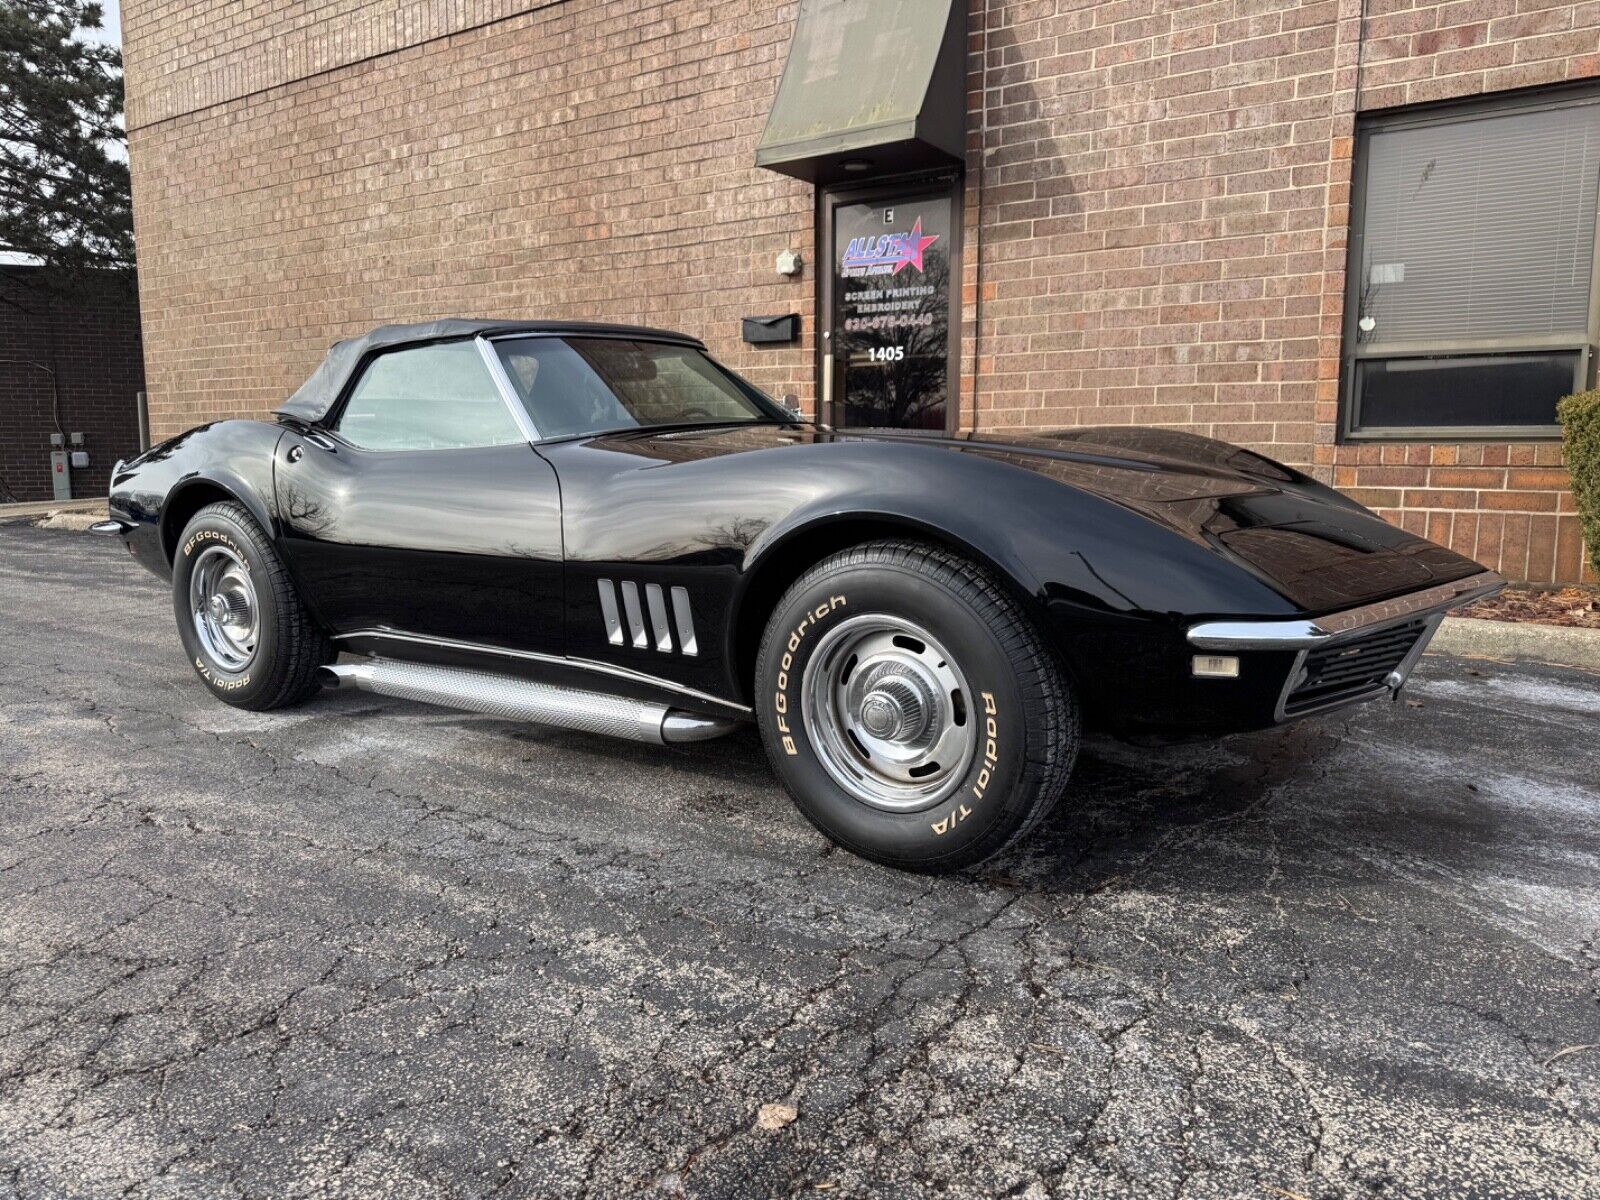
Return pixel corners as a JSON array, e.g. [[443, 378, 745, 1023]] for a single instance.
[[597, 579, 698, 657]]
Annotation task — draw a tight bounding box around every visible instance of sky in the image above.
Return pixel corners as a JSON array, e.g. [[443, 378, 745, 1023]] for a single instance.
[[85, 1, 129, 165], [81, 1, 122, 47]]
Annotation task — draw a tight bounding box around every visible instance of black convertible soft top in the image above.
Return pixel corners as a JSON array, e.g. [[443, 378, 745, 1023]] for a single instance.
[[275, 318, 706, 423]]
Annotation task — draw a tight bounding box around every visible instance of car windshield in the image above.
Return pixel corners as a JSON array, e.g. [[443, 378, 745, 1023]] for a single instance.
[[493, 336, 781, 440]]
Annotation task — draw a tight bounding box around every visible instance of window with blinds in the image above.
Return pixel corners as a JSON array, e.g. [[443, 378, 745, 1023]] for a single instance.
[[1344, 92, 1600, 437]]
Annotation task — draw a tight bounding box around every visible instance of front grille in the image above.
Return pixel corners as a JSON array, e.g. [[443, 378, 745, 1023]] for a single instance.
[[1282, 619, 1428, 716]]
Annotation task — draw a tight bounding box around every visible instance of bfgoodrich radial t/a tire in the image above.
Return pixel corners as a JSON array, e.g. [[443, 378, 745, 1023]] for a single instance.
[[755, 540, 1080, 872], [171, 501, 331, 711]]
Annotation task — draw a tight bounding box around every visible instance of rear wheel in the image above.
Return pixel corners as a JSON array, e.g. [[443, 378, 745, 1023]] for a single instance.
[[755, 540, 1079, 872], [172, 501, 331, 710]]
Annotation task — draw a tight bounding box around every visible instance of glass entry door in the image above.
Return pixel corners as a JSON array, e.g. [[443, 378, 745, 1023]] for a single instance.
[[823, 182, 958, 431]]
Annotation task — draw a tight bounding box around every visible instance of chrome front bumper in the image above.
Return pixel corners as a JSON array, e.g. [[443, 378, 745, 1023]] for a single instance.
[[1186, 571, 1506, 652], [1187, 570, 1506, 721]]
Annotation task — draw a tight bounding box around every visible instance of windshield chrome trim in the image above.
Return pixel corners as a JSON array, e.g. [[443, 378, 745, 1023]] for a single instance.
[[1187, 570, 1505, 651], [482, 329, 707, 349], [530, 419, 793, 447], [474, 335, 542, 443], [330, 627, 752, 716]]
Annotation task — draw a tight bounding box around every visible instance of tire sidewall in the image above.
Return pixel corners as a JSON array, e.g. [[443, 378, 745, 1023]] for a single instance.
[[757, 561, 1031, 867], [171, 508, 281, 707]]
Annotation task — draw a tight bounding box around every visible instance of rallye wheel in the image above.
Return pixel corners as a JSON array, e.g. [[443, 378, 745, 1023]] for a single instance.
[[755, 540, 1079, 872], [171, 501, 331, 711]]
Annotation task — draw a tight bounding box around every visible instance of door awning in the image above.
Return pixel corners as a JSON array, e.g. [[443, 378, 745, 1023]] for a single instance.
[[756, 0, 968, 185]]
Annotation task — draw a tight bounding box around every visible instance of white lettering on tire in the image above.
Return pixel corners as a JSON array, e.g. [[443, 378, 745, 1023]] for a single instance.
[[772, 595, 847, 756], [932, 692, 998, 837]]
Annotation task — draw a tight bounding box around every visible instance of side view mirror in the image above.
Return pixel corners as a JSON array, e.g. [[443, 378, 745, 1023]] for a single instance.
[[781, 393, 804, 421]]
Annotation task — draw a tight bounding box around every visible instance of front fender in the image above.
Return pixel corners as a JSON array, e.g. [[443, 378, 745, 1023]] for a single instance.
[[735, 442, 1295, 625], [724, 443, 1299, 716]]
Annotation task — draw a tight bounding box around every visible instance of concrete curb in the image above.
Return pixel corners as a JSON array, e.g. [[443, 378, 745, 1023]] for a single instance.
[[1432, 616, 1600, 671], [0, 497, 107, 518], [36, 511, 109, 532]]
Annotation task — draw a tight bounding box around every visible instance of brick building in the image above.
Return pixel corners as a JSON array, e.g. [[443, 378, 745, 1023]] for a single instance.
[[0, 268, 146, 503], [120, 0, 1600, 582]]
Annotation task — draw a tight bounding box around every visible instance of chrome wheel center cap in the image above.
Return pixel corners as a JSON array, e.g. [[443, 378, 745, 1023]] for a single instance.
[[860, 691, 905, 739], [212, 590, 251, 627], [855, 672, 932, 745]]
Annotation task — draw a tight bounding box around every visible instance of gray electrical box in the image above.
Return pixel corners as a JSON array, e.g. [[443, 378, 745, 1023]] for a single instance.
[[49, 451, 72, 501]]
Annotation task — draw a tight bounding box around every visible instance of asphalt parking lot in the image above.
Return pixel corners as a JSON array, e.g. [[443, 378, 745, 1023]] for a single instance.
[[2, 523, 1598, 1199]]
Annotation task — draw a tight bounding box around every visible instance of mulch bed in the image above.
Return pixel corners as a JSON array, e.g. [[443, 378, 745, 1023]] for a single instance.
[[1459, 586, 1600, 629]]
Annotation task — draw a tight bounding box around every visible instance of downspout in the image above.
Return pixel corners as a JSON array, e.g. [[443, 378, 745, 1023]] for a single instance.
[[970, 0, 990, 435]]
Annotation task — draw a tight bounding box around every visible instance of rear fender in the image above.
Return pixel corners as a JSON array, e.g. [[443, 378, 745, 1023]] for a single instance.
[[161, 471, 278, 561], [108, 421, 285, 580]]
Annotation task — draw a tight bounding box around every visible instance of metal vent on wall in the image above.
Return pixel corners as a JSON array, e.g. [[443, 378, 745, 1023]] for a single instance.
[[598, 579, 698, 656]]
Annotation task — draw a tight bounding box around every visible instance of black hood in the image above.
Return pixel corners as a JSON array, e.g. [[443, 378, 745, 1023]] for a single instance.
[[863, 426, 1484, 611], [866, 426, 1483, 611]]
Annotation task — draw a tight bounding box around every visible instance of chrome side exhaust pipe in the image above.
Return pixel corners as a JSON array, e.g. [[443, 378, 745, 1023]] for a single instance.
[[318, 660, 739, 745]]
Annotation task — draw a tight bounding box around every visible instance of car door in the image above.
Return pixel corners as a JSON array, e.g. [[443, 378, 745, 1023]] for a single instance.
[[274, 337, 565, 657], [490, 333, 801, 704]]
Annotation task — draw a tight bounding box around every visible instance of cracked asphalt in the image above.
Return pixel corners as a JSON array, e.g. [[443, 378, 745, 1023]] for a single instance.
[[1, 523, 1598, 1199]]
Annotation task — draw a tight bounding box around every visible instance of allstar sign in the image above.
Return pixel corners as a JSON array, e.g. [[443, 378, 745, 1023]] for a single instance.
[[840, 218, 942, 276]]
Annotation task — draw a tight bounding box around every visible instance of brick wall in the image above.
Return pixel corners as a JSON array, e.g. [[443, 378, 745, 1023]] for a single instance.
[[1358, 0, 1600, 109], [127, 0, 817, 442], [965, 0, 1364, 464], [0, 269, 146, 503], [122, 0, 1600, 582], [120, 0, 573, 128]]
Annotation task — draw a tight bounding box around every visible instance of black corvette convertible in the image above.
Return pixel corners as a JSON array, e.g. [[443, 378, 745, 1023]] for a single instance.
[[98, 319, 1503, 871]]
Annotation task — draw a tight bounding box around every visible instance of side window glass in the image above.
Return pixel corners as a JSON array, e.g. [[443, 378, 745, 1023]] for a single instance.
[[335, 342, 523, 451]]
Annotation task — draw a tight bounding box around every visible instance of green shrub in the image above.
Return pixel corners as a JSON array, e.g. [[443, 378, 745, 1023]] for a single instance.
[[1558, 388, 1600, 578]]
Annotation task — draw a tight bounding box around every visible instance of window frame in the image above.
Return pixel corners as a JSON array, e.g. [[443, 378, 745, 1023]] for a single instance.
[[322, 336, 537, 453], [1341, 86, 1600, 442], [322, 332, 790, 451]]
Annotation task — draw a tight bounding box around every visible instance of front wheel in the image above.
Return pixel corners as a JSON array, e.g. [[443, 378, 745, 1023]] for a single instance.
[[172, 501, 332, 711], [755, 540, 1079, 872]]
